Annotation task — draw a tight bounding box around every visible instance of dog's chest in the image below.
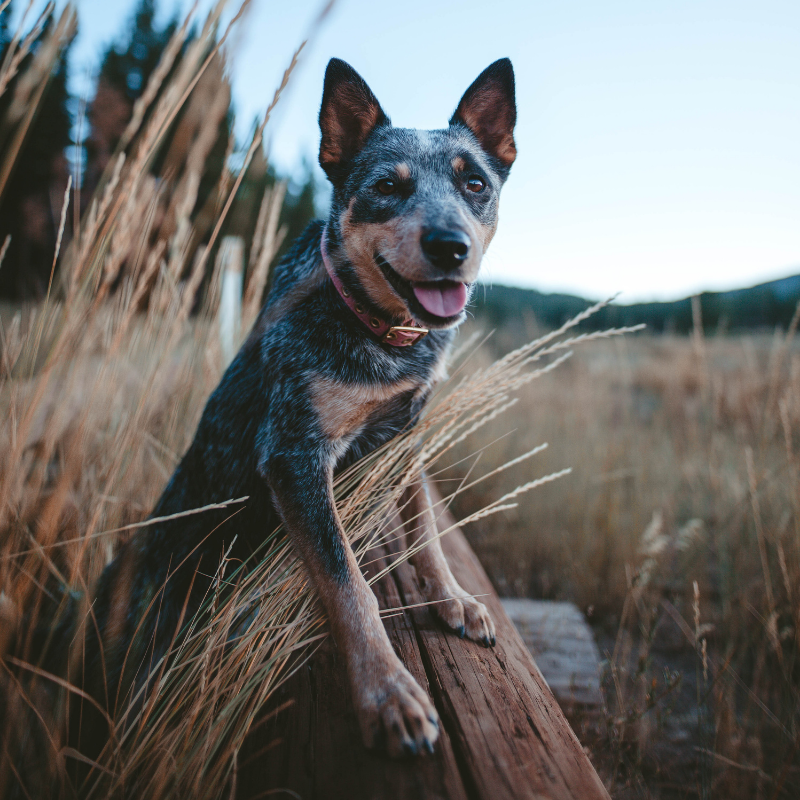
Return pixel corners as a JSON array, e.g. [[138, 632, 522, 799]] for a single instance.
[[309, 376, 421, 442]]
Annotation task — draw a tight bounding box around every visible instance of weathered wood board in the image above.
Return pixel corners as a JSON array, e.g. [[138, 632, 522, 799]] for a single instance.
[[237, 500, 610, 800], [501, 599, 603, 710]]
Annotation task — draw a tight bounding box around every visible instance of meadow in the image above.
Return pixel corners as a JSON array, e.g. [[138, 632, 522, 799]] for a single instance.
[[0, 282, 639, 797], [446, 320, 800, 798]]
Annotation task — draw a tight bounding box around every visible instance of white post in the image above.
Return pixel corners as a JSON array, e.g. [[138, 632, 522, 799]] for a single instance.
[[218, 236, 244, 365]]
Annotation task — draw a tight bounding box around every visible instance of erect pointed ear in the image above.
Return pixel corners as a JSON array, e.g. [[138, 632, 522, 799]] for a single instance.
[[318, 58, 388, 180], [450, 58, 517, 170]]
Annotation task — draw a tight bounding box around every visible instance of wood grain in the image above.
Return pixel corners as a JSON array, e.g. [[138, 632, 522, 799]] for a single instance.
[[237, 495, 610, 800]]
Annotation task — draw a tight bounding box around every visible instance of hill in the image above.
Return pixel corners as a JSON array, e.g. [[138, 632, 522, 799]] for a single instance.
[[473, 273, 800, 333]]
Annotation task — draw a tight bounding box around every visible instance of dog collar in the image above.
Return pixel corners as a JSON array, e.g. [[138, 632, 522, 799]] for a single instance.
[[320, 227, 428, 347]]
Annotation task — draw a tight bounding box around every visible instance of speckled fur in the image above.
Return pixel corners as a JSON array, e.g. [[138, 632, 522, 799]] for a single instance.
[[85, 57, 517, 757]]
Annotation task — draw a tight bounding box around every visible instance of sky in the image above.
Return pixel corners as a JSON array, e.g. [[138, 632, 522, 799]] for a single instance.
[[13, 0, 800, 302]]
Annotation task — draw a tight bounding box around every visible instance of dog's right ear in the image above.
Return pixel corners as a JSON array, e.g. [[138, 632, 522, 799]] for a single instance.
[[319, 59, 388, 180]]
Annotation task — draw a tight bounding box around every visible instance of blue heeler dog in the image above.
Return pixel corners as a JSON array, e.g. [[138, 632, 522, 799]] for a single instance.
[[86, 57, 517, 758]]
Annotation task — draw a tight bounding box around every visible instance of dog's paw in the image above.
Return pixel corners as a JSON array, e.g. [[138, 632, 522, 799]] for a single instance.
[[356, 665, 439, 757], [424, 582, 496, 647]]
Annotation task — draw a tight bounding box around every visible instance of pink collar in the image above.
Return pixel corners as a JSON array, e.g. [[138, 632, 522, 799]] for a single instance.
[[320, 227, 429, 347]]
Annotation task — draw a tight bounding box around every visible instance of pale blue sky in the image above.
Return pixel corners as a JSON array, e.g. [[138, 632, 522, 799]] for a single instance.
[[17, 0, 800, 301]]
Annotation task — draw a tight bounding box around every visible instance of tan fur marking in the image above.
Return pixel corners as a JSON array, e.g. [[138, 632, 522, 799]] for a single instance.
[[452, 203, 496, 254], [310, 376, 418, 441], [395, 162, 411, 180], [494, 135, 517, 166], [479, 217, 498, 249], [338, 202, 421, 317], [451, 156, 465, 172]]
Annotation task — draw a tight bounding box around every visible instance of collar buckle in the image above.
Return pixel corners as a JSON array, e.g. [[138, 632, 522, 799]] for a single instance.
[[381, 325, 429, 346]]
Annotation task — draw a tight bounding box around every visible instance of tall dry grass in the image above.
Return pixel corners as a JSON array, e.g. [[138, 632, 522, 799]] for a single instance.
[[0, 3, 643, 799], [449, 312, 800, 797], [0, 2, 300, 796]]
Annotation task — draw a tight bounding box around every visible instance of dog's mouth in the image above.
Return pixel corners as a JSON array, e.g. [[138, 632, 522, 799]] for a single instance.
[[375, 255, 469, 324]]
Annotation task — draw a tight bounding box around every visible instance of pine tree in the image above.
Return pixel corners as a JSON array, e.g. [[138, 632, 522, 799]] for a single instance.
[[83, 0, 179, 194], [101, 0, 177, 103], [0, 4, 74, 298]]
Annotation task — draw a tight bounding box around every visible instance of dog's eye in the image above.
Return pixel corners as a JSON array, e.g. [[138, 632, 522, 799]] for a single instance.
[[466, 176, 486, 193], [375, 179, 396, 195]]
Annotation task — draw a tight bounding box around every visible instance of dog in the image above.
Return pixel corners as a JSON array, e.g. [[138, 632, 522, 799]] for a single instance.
[[87, 56, 517, 758]]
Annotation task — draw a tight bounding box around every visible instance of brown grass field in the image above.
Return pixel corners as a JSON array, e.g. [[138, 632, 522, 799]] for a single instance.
[[447, 322, 800, 798], [0, 2, 798, 798]]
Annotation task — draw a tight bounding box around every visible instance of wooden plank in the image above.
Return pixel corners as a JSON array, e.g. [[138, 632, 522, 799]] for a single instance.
[[238, 495, 610, 800], [389, 489, 611, 800], [501, 599, 602, 709], [388, 540, 609, 799]]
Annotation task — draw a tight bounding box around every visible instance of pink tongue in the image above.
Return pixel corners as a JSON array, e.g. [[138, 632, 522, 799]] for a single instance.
[[412, 282, 468, 317]]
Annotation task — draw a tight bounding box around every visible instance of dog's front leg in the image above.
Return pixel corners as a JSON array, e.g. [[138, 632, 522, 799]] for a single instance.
[[401, 473, 496, 647], [264, 454, 439, 756]]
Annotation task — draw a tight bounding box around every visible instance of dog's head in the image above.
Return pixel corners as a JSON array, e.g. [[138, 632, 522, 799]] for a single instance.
[[319, 58, 516, 329]]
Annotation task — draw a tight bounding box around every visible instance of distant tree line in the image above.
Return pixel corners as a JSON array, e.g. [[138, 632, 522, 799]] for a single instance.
[[0, 0, 318, 301], [475, 274, 800, 336]]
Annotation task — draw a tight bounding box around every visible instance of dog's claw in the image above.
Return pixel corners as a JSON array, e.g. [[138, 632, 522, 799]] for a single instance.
[[426, 589, 497, 648], [357, 663, 439, 758]]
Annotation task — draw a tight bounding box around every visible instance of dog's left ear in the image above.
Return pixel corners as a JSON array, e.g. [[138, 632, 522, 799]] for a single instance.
[[319, 58, 388, 180], [450, 58, 517, 171]]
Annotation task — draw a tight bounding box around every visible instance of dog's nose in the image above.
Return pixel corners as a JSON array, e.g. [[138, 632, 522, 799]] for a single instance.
[[420, 228, 471, 271]]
